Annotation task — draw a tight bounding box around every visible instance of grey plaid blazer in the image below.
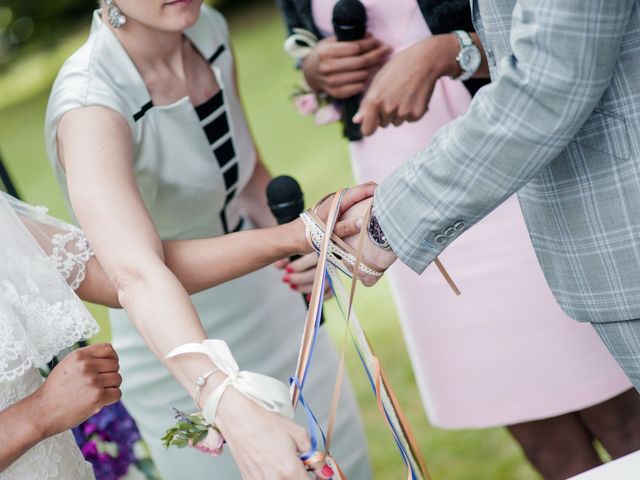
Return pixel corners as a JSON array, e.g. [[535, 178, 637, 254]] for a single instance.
[[375, 0, 640, 323]]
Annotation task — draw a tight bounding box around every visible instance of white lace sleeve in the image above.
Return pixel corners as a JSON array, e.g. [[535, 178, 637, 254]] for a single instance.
[[8, 202, 95, 291], [0, 193, 99, 382], [48, 227, 95, 291]]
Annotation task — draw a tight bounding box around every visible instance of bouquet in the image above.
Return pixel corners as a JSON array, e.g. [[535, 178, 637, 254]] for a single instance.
[[72, 401, 160, 480]]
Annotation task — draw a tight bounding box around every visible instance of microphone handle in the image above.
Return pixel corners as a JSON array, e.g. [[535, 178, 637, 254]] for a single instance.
[[274, 215, 326, 325], [341, 91, 363, 141], [288, 251, 326, 326]]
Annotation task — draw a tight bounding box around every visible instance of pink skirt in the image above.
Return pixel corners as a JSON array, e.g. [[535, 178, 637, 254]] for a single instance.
[[349, 77, 632, 429]]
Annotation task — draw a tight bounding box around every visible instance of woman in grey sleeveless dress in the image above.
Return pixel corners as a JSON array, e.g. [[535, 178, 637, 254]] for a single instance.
[[45, 2, 371, 478]]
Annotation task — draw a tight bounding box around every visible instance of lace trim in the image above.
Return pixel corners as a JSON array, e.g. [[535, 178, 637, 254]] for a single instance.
[[0, 281, 98, 383], [49, 228, 95, 291], [301, 212, 383, 278]]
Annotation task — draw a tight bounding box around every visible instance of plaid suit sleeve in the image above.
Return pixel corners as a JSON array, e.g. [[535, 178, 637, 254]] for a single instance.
[[374, 0, 635, 273]]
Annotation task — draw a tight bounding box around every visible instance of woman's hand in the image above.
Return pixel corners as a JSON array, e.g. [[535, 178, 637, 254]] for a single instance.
[[275, 253, 334, 299], [215, 388, 334, 479], [303, 35, 391, 99], [284, 182, 378, 256], [33, 343, 122, 437], [354, 34, 461, 136]]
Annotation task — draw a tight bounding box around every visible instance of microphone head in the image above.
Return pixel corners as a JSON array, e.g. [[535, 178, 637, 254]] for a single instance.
[[332, 0, 367, 41], [267, 175, 305, 225]]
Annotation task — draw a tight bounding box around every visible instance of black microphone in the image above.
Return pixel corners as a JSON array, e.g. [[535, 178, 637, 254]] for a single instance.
[[267, 176, 325, 324], [332, 0, 367, 141], [267, 175, 305, 226]]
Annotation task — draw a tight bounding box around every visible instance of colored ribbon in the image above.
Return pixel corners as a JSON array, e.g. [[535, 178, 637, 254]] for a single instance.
[[293, 190, 431, 480]]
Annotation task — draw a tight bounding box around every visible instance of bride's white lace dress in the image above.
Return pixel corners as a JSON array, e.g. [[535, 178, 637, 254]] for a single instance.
[[0, 200, 98, 480]]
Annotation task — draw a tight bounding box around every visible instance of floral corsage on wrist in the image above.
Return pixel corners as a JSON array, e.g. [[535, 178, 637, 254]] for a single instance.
[[162, 408, 225, 456]]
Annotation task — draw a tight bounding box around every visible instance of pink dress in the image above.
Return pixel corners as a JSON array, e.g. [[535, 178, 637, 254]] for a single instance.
[[313, 0, 632, 428]]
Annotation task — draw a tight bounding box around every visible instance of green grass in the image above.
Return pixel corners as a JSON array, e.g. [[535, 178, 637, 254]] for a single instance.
[[0, 3, 538, 479]]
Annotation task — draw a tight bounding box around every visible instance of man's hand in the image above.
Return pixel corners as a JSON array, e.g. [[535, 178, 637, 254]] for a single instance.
[[302, 35, 391, 99], [354, 34, 461, 136], [339, 197, 397, 286]]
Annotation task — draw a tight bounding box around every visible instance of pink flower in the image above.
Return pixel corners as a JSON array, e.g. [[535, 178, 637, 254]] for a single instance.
[[294, 93, 319, 116], [189, 428, 225, 457], [314, 104, 342, 125]]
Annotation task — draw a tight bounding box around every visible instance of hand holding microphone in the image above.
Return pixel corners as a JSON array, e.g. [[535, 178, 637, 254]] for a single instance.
[[267, 176, 331, 319], [301, 0, 390, 138]]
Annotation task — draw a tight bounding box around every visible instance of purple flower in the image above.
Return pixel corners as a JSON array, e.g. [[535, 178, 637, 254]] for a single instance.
[[73, 401, 143, 480], [83, 423, 98, 436], [81, 440, 98, 457]]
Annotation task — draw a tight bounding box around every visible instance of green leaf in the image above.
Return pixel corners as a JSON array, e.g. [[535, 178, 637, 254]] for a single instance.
[[192, 430, 208, 445], [172, 438, 188, 448], [177, 421, 192, 431], [188, 414, 206, 425]]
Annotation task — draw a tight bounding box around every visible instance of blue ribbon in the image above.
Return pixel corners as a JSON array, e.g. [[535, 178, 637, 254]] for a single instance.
[[294, 268, 329, 462]]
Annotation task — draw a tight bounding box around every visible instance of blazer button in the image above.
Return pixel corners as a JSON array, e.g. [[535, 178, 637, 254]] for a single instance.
[[487, 49, 496, 67], [444, 227, 456, 237], [454, 221, 466, 231], [434, 234, 446, 244]]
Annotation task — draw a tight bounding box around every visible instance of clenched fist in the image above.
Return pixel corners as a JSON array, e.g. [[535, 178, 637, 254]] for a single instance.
[[33, 343, 122, 437]]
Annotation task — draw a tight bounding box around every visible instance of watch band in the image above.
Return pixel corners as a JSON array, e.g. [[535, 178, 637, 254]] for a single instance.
[[454, 30, 474, 49], [452, 30, 478, 81], [367, 210, 392, 252]]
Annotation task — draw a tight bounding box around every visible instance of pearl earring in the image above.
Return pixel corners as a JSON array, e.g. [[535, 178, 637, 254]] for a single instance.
[[105, 0, 127, 28]]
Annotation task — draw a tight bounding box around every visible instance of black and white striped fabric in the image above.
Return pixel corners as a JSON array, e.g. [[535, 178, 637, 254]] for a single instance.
[[195, 90, 242, 234]]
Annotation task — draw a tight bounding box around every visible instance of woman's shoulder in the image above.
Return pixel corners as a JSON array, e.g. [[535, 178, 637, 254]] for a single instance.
[[46, 12, 145, 132]]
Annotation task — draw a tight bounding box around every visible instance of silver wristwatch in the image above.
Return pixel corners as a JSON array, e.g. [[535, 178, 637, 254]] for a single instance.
[[452, 30, 481, 81], [367, 210, 392, 252]]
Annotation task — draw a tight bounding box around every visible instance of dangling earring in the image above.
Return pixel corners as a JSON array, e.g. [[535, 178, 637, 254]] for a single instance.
[[105, 0, 127, 29]]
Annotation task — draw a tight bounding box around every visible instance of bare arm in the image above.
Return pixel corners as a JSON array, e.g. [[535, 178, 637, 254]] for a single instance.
[[355, 31, 488, 136], [0, 344, 121, 472], [55, 104, 372, 478], [57, 104, 313, 478], [75, 220, 303, 308], [57, 106, 218, 397], [0, 396, 47, 471], [75, 195, 368, 308]]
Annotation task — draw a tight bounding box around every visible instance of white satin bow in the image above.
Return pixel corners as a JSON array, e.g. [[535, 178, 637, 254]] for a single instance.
[[165, 340, 294, 425]]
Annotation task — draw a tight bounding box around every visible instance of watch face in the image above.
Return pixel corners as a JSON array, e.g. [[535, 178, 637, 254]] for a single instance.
[[460, 46, 482, 73]]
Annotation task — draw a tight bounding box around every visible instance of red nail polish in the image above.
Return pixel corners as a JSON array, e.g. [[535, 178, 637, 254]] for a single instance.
[[283, 274, 290, 283], [321, 465, 334, 478], [286, 266, 294, 273], [305, 294, 311, 302], [290, 284, 298, 290]]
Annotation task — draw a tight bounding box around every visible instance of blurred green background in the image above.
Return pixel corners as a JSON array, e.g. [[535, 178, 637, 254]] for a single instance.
[[0, 1, 538, 478]]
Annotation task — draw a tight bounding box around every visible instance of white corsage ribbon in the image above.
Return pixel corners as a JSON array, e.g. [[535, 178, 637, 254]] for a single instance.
[[165, 340, 294, 426], [284, 28, 318, 60]]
